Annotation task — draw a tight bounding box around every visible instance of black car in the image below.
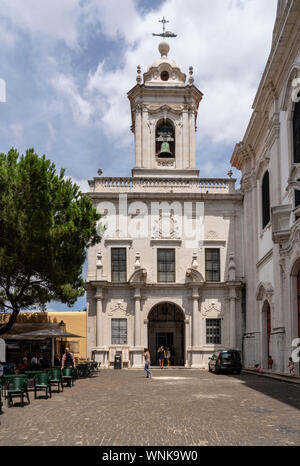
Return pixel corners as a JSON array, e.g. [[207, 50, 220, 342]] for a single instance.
[[208, 349, 242, 374]]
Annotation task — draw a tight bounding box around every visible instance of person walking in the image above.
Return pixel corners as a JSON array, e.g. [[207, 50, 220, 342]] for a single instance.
[[61, 347, 76, 369], [166, 347, 171, 368], [144, 348, 152, 379], [288, 357, 295, 376], [157, 346, 165, 369]]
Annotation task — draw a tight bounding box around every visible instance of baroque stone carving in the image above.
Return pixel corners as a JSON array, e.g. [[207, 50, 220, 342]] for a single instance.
[[202, 300, 222, 316], [207, 230, 219, 240], [108, 301, 130, 316]]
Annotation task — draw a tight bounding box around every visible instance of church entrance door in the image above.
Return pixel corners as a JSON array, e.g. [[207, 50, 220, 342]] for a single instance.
[[148, 302, 184, 366]]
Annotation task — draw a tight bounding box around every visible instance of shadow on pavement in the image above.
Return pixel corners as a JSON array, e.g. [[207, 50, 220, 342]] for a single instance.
[[226, 372, 300, 411]]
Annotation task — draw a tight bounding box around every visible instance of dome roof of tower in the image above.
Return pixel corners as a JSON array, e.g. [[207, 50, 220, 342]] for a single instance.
[[143, 41, 186, 86]]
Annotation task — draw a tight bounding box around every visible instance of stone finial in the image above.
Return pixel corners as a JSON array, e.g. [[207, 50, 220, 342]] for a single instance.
[[136, 65, 142, 84], [188, 66, 194, 85], [191, 251, 198, 269], [96, 251, 103, 280], [158, 41, 170, 58], [97, 168, 103, 176], [228, 254, 236, 281], [134, 252, 141, 269]]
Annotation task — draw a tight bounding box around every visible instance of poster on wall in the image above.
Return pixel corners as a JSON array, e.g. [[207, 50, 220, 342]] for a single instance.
[[122, 347, 129, 362], [109, 347, 116, 362]]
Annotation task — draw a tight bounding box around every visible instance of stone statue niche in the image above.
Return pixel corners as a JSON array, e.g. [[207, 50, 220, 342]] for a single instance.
[[155, 120, 175, 158]]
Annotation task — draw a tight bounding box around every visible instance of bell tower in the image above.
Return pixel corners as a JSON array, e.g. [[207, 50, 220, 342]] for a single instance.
[[127, 40, 203, 178]]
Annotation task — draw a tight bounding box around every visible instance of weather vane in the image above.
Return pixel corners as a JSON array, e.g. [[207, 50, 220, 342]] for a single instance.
[[152, 16, 177, 38]]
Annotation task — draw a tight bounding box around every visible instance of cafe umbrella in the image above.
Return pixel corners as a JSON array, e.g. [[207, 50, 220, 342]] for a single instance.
[[19, 326, 83, 367]]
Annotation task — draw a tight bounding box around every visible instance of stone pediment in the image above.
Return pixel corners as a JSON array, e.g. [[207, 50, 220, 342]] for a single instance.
[[107, 301, 130, 316], [148, 104, 183, 116], [202, 300, 223, 317]]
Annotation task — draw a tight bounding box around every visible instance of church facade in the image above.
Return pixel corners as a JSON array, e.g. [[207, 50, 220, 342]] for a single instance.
[[85, 41, 244, 368], [231, 0, 300, 373]]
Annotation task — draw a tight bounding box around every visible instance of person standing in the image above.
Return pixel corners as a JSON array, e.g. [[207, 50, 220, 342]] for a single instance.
[[268, 355, 273, 370], [61, 347, 76, 369], [144, 348, 152, 379], [30, 353, 40, 370], [157, 346, 165, 369], [166, 347, 171, 368], [288, 357, 295, 376]]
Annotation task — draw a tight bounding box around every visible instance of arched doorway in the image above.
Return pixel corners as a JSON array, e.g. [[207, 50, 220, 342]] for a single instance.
[[148, 302, 185, 366], [262, 300, 271, 368]]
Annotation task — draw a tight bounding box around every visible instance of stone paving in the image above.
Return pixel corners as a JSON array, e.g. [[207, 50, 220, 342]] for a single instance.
[[1, 369, 300, 446]]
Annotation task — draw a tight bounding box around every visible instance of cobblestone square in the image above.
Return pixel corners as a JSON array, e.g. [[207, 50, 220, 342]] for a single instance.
[[1, 370, 300, 446]]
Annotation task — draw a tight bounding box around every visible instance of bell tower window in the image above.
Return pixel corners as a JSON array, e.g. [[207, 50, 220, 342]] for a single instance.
[[155, 120, 175, 158], [160, 71, 169, 81]]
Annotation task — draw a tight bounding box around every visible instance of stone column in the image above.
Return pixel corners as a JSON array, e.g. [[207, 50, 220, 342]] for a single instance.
[[182, 108, 189, 169], [192, 287, 199, 347], [189, 106, 196, 169], [95, 288, 103, 348], [185, 316, 190, 367], [229, 287, 237, 349], [134, 288, 141, 347], [142, 106, 149, 168], [135, 106, 142, 167]]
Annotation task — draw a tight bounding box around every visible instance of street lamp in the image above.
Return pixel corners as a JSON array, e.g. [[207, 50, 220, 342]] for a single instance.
[[58, 320, 66, 357]]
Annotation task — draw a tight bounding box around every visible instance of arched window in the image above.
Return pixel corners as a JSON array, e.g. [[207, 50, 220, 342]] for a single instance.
[[262, 170, 270, 229], [293, 100, 300, 163], [155, 120, 175, 158]]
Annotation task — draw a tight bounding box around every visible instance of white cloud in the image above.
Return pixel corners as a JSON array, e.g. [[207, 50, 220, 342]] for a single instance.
[[0, 0, 278, 179], [52, 74, 93, 126], [0, 0, 83, 48], [85, 0, 277, 145]]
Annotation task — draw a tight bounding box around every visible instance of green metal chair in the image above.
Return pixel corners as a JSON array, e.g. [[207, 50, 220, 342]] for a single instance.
[[7, 376, 30, 407], [62, 368, 74, 387], [50, 368, 63, 393], [91, 361, 100, 375], [34, 372, 52, 399]]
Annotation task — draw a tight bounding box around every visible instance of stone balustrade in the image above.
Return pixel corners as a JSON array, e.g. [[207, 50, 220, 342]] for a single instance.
[[89, 177, 237, 194]]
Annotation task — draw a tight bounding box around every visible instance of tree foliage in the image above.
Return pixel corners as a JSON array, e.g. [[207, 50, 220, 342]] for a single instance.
[[0, 148, 101, 334]]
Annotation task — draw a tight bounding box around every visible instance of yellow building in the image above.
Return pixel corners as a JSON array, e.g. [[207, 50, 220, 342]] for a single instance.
[[47, 311, 86, 360], [0, 310, 87, 360]]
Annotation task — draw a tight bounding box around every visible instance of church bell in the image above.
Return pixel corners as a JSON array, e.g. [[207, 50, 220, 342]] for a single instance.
[[157, 141, 173, 158]]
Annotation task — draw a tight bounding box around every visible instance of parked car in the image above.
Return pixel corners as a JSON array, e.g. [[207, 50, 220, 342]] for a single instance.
[[208, 349, 242, 374]]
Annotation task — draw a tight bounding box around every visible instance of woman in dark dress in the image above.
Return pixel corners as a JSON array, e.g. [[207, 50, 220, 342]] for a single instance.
[[157, 346, 165, 368]]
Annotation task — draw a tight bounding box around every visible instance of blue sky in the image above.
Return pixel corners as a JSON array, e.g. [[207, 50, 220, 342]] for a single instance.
[[0, 0, 278, 311]]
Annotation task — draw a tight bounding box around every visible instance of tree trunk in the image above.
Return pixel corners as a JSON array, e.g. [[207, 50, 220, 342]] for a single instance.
[[0, 305, 20, 335]]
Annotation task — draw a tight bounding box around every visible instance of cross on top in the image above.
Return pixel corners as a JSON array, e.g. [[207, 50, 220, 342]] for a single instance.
[[159, 17, 169, 35], [152, 17, 177, 38]]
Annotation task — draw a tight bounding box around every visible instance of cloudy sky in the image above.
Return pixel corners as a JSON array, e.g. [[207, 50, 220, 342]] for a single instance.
[[0, 0, 277, 311]]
